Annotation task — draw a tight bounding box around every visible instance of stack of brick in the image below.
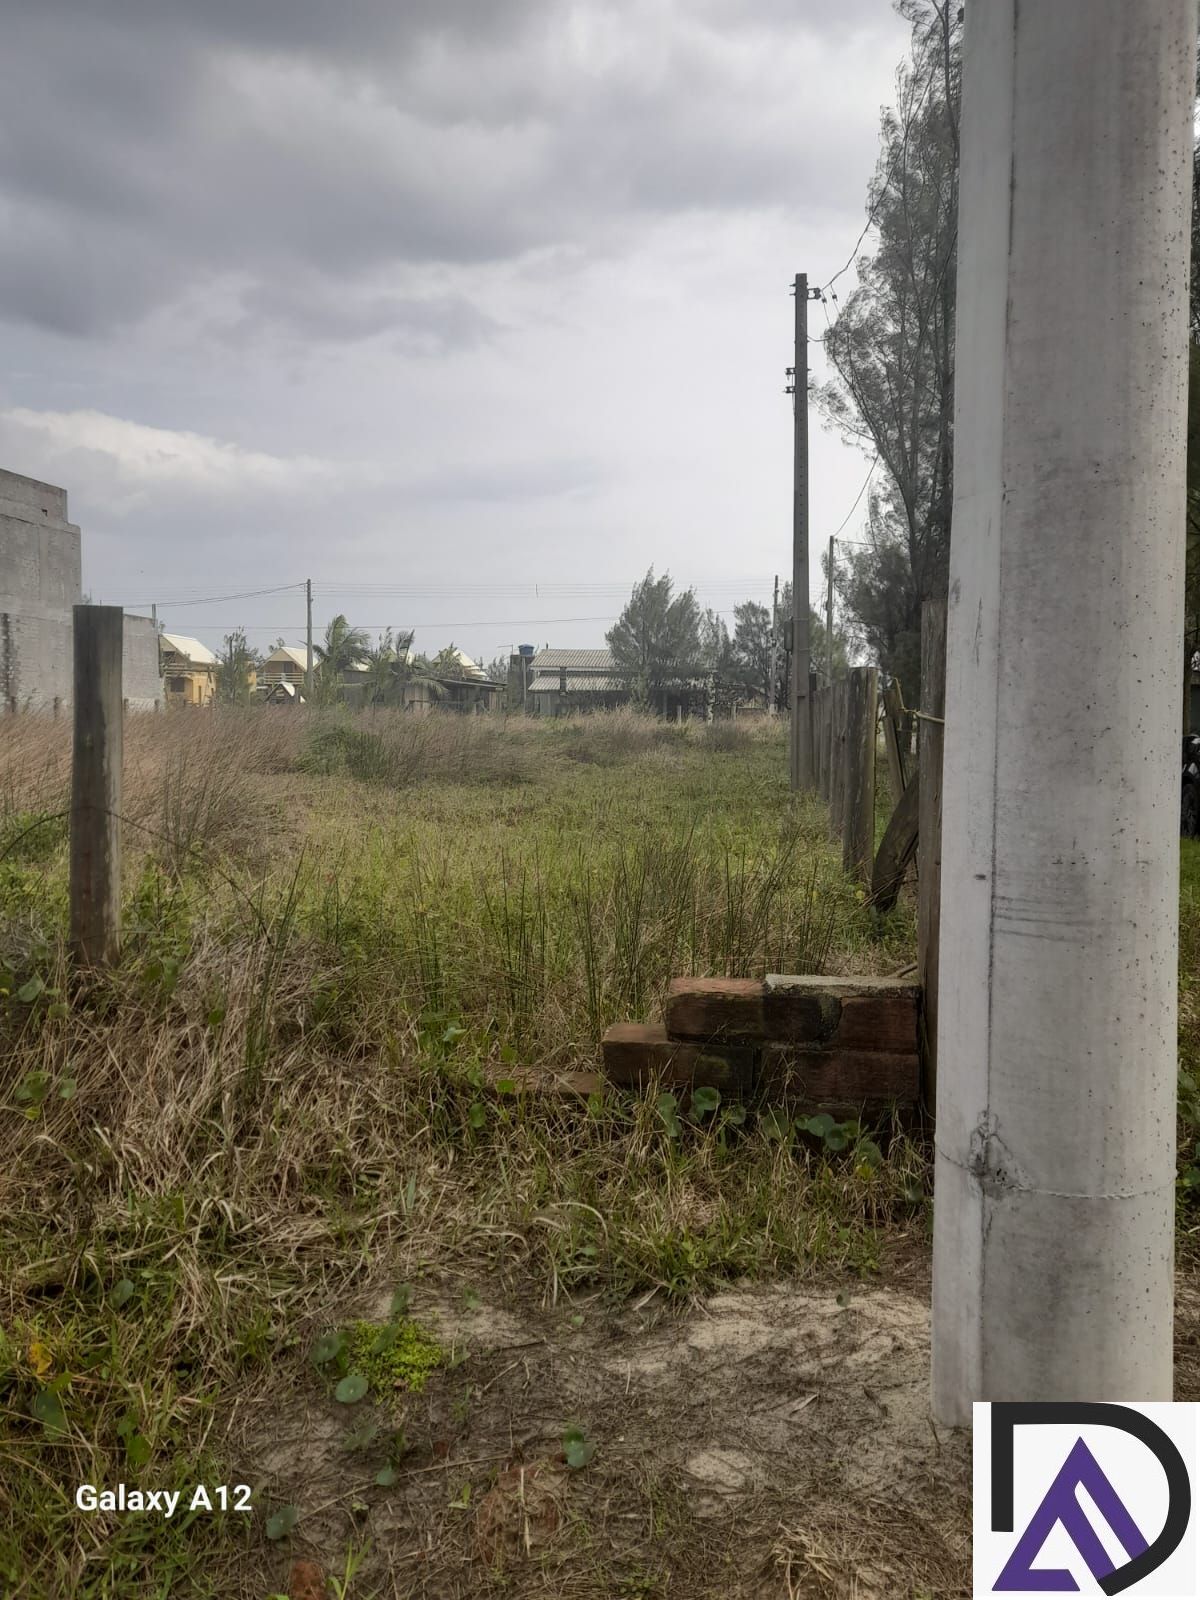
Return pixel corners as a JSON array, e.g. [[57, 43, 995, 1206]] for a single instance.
[[601, 975, 920, 1114]]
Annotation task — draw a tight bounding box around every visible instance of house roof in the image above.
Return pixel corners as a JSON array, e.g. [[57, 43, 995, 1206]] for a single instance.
[[444, 647, 487, 680], [159, 632, 217, 666], [527, 647, 623, 693], [263, 645, 308, 669], [528, 673, 624, 693], [531, 648, 615, 671]]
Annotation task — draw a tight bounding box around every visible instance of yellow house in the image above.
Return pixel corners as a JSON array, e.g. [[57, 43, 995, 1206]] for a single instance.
[[160, 632, 217, 706], [259, 645, 308, 689]]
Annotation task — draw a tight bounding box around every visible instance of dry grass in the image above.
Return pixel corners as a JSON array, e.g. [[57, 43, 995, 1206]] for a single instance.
[[0, 709, 1193, 1596], [13, 711, 1196, 1597]]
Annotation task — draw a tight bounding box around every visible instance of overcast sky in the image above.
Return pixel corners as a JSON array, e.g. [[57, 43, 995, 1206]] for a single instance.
[[0, 0, 908, 667]]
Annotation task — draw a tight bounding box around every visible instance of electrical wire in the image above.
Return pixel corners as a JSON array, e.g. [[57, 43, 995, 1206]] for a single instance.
[[819, 42, 945, 296], [828, 458, 879, 543], [119, 581, 306, 609], [142, 605, 762, 635], [310, 580, 774, 597]]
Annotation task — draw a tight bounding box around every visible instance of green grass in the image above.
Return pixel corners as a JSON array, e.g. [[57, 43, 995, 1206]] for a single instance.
[[0, 707, 1193, 1597], [0, 710, 923, 1597]]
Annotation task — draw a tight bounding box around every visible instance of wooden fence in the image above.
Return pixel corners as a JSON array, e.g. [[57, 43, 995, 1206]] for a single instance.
[[811, 600, 946, 1104]]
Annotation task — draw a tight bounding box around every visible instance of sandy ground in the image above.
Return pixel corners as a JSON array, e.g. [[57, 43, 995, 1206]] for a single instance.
[[235, 1265, 1200, 1599], [236, 1258, 978, 1599]]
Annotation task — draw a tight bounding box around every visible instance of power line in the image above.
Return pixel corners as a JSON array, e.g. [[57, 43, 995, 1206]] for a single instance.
[[142, 604, 765, 636], [123, 577, 775, 605], [120, 581, 305, 609], [310, 580, 774, 598], [818, 43, 945, 297], [828, 457, 879, 542]]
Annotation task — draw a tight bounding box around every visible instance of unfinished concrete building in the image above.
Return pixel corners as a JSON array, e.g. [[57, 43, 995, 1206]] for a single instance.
[[0, 468, 161, 711]]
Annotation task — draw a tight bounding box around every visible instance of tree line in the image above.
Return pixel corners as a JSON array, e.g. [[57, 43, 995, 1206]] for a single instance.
[[213, 573, 850, 709], [603, 567, 845, 708]]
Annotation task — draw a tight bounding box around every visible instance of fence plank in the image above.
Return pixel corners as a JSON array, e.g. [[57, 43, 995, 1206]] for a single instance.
[[829, 679, 846, 835], [69, 605, 123, 968], [870, 770, 920, 911], [842, 665, 878, 882], [812, 665, 825, 784], [881, 677, 909, 802], [918, 599, 947, 1108]]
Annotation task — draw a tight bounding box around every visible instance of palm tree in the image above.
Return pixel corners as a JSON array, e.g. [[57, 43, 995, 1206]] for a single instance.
[[363, 628, 398, 705], [312, 614, 369, 703]]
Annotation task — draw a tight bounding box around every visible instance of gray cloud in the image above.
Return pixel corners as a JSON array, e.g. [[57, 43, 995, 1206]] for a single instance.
[[0, 0, 902, 342], [399, 456, 606, 506], [228, 281, 504, 352], [0, 0, 911, 666]]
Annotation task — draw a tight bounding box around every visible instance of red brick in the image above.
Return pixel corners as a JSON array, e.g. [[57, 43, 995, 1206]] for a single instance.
[[835, 996, 919, 1053], [758, 1044, 918, 1111], [601, 1023, 756, 1094], [663, 977, 766, 1041]]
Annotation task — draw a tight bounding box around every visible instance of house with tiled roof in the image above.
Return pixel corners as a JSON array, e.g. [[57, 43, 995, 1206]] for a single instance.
[[159, 632, 218, 706], [520, 648, 630, 715], [517, 646, 744, 719]]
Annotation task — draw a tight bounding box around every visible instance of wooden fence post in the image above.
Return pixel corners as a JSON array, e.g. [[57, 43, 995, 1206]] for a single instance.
[[881, 678, 909, 804], [821, 684, 833, 802], [917, 599, 946, 1108], [833, 677, 852, 836], [812, 668, 825, 780], [70, 605, 123, 968], [842, 666, 877, 882]]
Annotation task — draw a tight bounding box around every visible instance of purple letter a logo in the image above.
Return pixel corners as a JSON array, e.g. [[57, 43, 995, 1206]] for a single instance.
[[994, 1438, 1148, 1591]]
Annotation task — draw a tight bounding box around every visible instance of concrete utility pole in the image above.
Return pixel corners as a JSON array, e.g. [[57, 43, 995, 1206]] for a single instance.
[[825, 535, 835, 685], [788, 273, 818, 789], [931, 0, 1194, 1425], [305, 578, 314, 700], [769, 573, 780, 712]]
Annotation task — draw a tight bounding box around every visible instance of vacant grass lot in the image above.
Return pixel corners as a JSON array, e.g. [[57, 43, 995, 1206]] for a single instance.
[[0, 709, 1193, 1599]]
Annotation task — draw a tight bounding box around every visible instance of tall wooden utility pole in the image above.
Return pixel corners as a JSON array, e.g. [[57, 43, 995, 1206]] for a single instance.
[[769, 574, 779, 712], [931, 0, 1194, 1425], [787, 273, 815, 790], [305, 579, 314, 700]]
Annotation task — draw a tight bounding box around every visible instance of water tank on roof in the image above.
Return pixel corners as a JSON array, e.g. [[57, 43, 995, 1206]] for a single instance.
[[518, 644, 535, 658]]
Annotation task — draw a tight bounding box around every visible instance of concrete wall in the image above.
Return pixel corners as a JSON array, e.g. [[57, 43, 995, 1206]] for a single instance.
[[0, 467, 162, 711], [0, 469, 81, 712], [123, 614, 163, 712]]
